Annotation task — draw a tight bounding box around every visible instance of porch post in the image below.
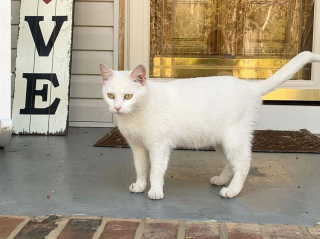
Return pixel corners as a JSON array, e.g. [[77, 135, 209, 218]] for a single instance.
[[0, 0, 13, 147]]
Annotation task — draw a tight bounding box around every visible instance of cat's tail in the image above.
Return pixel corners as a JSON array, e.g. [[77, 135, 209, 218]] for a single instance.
[[253, 51, 320, 96]]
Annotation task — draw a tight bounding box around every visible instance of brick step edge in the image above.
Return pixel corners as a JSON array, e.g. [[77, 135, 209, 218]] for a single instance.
[[0, 215, 319, 239]]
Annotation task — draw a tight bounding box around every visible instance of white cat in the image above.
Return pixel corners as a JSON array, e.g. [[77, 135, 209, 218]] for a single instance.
[[99, 51, 320, 200]]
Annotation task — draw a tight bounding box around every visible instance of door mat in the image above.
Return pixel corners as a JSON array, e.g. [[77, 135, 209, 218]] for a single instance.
[[94, 128, 320, 153]]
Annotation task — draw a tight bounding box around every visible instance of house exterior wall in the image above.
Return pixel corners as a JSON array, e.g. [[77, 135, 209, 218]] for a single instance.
[[11, 0, 116, 128], [10, 0, 320, 133]]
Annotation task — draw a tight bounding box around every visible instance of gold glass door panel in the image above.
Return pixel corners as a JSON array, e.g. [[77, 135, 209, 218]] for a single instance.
[[150, 0, 314, 80]]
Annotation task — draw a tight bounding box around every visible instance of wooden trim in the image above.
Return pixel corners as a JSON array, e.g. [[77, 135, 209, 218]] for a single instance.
[[71, 49, 113, 52], [0, 0, 13, 146], [113, 0, 119, 70], [263, 100, 320, 106], [0, 0, 11, 120], [262, 88, 320, 101], [118, 0, 125, 70], [311, 0, 320, 89], [73, 25, 113, 27], [75, 0, 114, 2], [69, 122, 115, 127], [125, 0, 150, 71], [66, 0, 77, 135]]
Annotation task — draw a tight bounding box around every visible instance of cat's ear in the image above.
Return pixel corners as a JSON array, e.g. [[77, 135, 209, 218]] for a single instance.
[[99, 63, 114, 83], [130, 65, 146, 86]]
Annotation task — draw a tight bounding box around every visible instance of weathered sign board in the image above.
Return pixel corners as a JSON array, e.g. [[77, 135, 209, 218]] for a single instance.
[[12, 0, 74, 135]]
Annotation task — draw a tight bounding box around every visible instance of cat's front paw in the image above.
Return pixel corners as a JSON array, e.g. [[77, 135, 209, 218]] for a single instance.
[[148, 189, 164, 200], [129, 183, 145, 193], [219, 187, 239, 198]]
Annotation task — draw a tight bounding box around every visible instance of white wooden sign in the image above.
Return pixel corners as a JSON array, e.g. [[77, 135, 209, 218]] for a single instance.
[[12, 0, 74, 135]]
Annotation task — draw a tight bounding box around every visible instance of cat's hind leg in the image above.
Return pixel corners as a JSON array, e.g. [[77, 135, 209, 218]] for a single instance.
[[210, 145, 233, 186], [128, 141, 148, 193], [219, 130, 252, 198]]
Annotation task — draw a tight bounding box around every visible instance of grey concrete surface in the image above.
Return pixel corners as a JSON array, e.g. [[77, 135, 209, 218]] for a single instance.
[[0, 128, 319, 226]]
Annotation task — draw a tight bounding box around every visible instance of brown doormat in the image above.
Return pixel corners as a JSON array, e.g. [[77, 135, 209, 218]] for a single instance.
[[94, 128, 320, 153]]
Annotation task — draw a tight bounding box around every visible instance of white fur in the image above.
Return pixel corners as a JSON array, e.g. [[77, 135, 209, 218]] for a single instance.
[[99, 51, 320, 199]]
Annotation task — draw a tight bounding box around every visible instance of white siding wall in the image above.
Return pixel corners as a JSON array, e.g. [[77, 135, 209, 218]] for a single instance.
[[11, 0, 116, 128]]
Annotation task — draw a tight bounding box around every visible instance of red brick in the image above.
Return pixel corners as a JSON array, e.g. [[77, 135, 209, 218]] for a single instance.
[[307, 226, 320, 239], [99, 220, 139, 239], [262, 224, 309, 239], [0, 216, 25, 239], [57, 218, 102, 239], [185, 221, 220, 239], [14, 215, 59, 239], [226, 222, 263, 239], [142, 221, 179, 239]]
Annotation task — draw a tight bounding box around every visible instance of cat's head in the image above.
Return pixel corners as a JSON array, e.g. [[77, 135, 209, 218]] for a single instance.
[[99, 64, 148, 115]]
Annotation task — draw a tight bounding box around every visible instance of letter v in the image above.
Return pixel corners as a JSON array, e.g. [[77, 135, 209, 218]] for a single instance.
[[25, 16, 68, 56]]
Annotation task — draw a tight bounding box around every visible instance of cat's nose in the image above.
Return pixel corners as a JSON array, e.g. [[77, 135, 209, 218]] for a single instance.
[[115, 106, 121, 112]]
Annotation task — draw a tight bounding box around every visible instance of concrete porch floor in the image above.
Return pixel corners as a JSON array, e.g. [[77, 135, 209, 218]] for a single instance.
[[0, 128, 319, 227]]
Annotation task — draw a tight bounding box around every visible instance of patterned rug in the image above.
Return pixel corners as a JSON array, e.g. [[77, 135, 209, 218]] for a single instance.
[[94, 128, 320, 153]]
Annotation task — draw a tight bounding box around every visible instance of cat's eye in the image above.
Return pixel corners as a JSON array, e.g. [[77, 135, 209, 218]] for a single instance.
[[124, 94, 133, 100], [107, 93, 115, 99]]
